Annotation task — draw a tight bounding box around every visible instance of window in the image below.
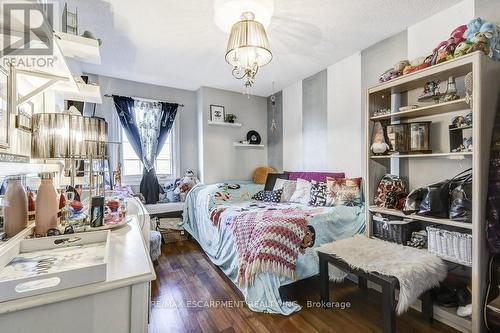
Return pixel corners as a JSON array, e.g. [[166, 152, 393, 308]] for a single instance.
[[122, 127, 174, 177]]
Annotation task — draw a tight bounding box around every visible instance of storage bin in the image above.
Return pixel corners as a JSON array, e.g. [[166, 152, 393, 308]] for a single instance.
[[426, 226, 472, 266], [372, 216, 416, 244]]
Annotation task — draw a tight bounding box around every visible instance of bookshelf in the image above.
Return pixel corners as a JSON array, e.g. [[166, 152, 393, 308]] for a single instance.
[[365, 51, 500, 332]]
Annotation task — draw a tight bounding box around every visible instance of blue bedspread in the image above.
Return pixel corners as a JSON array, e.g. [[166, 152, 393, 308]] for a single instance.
[[182, 182, 365, 315]]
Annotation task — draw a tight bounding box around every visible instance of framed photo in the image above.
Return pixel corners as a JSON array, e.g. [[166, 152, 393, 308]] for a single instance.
[[0, 67, 9, 148], [16, 100, 33, 133], [210, 105, 225, 123]]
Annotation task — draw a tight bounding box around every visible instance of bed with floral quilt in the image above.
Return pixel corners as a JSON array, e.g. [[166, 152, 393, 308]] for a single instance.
[[181, 181, 365, 315]]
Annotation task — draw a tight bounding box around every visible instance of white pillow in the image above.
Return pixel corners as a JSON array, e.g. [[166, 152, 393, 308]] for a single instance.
[[289, 178, 311, 205], [274, 179, 297, 202]]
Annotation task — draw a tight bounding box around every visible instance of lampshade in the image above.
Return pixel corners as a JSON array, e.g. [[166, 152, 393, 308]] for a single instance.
[[32, 113, 108, 159], [225, 12, 272, 68], [214, 0, 274, 33]]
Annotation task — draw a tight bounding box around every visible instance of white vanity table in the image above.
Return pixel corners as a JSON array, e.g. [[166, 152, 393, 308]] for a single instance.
[[0, 198, 156, 333]]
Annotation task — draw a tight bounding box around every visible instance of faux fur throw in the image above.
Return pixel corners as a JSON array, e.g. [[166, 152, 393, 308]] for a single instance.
[[316, 234, 447, 314], [230, 208, 309, 287]]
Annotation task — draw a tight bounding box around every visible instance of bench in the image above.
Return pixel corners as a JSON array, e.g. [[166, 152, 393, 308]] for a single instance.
[[318, 251, 433, 333]]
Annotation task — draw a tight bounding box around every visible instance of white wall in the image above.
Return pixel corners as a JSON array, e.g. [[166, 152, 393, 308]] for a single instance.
[[198, 87, 268, 184], [327, 53, 362, 177], [475, 0, 500, 24], [407, 0, 475, 59], [282, 81, 303, 171]]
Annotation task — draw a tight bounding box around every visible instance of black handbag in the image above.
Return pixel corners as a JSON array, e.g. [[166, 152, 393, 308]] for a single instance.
[[418, 168, 472, 218], [449, 173, 472, 222], [403, 187, 427, 215]]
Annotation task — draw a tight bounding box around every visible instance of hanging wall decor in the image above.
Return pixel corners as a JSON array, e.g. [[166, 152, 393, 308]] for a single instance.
[[16, 100, 33, 133]]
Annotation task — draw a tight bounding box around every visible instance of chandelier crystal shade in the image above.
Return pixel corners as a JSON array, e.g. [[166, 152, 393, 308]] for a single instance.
[[225, 12, 272, 88]]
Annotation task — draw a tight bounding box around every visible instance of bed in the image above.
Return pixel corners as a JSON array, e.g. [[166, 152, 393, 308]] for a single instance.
[[182, 181, 365, 315]]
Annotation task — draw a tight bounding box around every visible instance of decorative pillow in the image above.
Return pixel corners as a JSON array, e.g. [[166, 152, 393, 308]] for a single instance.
[[252, 189, 283, 203], [289, 178, 311, 205], [264, 172, 289, 191], [309, 180, 327, 206], [286, 171, 345, 182], [326, 177, 362, 207], [253, 166, 276, 184], [273, 179, 297, 202]]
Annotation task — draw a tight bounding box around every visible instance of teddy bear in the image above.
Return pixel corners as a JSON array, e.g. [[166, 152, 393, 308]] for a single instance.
[[174, 169, 200, 202], [454, 41, 473, 58], [379, 60, 410, 82]]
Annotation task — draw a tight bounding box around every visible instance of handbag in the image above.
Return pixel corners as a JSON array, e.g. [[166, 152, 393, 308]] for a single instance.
[[418, 168, 472, 218], [449, 173, 472, 222], [374, 174, 407, 210], [403, 187, 428, 215]]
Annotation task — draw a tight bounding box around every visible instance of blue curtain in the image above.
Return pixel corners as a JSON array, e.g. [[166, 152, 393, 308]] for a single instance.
[[113, 95, 179, 204]]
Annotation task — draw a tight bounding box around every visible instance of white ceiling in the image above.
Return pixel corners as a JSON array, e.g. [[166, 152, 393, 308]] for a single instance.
[[66, 0, 461, 97]]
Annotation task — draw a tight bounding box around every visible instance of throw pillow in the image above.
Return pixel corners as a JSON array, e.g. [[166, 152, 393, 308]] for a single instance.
[[326, 177, 362, 206], [273, 179, 297, 202], [264, 172, 289, 191], [252, 188, 283, 203], [289, 178, 311, 205], [253, 166, 276, 184], [309, 180, 327, 206]]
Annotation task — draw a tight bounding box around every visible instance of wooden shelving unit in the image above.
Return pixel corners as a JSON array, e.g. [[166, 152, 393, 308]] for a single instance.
[[365, 52, 500, 333]]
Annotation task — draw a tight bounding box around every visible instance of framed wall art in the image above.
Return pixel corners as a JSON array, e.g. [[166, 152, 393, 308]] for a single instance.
[[0, 67, 10, 148], [210, 105, 225, 123]]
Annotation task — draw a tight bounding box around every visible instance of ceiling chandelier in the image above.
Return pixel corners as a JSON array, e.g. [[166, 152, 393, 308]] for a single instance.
[[225, 11, 272, 88]]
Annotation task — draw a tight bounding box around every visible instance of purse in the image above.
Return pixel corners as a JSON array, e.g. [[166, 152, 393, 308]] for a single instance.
[[403, 187, 428, 215], [449, 173, 472, 222], [418, 168, 472, 218], [374, 174, 407, 210]]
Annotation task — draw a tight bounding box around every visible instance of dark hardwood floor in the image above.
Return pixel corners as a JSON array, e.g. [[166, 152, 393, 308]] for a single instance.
[[150, 240, 459, 333]]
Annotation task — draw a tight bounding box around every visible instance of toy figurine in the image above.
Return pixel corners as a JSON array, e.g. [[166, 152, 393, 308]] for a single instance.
[[371, 121, 390, 155]]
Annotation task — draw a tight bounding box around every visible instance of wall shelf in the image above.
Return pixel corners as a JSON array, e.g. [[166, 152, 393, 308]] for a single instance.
[[370, 152, 472, 159], [208, 121, 242, 128], [55, 31, 101, 65], [233, 143, 264, 148], [368, 206, 473, 230], [370, 99, 470, 121]]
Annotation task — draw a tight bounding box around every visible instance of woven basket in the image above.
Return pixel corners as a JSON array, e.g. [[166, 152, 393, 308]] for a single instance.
[[426, 226, 472, 266], [373, 218, 416, 244]]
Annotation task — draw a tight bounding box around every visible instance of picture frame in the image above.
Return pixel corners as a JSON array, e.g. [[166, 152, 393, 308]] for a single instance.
[[210, 105, 225, 123], [15, 100, 33, 133], [0, 67, 10, 148]]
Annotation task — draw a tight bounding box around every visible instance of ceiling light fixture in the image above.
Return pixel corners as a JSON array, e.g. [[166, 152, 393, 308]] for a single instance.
[[225, 11, 272, 88], [214, 0, 274, 33]]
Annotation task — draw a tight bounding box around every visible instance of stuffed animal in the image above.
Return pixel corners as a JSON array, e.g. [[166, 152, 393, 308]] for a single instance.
[[379, 60, 409, 82], [371, 121, 389, 155], [403, 57, 426, 75], [174, 169, 200, 202], [432, 25, 467, 65], [464, 18, 500, 60], [454, 41, 473, 58]]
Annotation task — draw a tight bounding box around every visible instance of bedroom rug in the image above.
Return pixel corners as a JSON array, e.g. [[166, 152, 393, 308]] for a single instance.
[[229, 208, 309, 287], [316, 234, 447, 314]]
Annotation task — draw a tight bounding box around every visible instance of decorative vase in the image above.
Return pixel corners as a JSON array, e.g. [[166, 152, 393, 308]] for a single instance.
[[4, 176, 28, 237], [35, 173, 59, 235]]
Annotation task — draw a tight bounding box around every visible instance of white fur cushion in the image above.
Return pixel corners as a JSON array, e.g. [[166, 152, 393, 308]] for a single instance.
[[289, 178, 311, 205], [273, 179, 297, 202]]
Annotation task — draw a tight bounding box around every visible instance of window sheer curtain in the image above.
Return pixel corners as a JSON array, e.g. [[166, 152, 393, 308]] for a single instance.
[[113, 95, 179, 204]]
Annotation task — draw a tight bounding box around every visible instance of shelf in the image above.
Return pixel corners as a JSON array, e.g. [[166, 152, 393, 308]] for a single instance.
[[369, 206, 473, 230], [233, 143, 264, 148], [55, 31, 101, 65], [368, 52, 480, 94], [370, 99, 470, 121], [208, 121, 242, 128], [370, 152, 472, 159], [60, 81, 102, 103]]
